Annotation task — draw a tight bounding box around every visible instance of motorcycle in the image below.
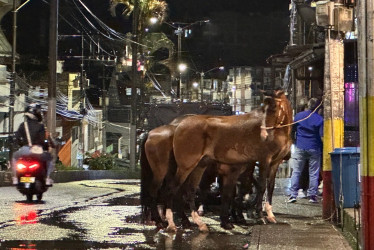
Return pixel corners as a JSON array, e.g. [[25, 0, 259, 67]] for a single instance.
[[15, 156, 49, 202]]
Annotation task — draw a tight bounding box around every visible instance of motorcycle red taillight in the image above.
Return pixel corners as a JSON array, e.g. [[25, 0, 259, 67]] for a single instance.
[[16, 159, 40, 171]]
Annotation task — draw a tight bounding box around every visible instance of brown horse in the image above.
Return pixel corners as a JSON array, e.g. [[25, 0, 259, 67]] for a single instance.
[[162, 90, 292, 232], [140, 116, 253, 230]]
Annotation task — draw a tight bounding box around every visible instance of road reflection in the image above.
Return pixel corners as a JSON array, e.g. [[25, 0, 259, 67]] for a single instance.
[[12, 203, 39, 225], [16, 210, 37, 225]]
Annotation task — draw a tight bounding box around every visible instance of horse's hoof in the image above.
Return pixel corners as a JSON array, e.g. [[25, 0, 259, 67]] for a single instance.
[[266, 216, 277, 224], [221, 222, 235, 230], [165, 225, 177, 233], [199, 224, 209, 233]]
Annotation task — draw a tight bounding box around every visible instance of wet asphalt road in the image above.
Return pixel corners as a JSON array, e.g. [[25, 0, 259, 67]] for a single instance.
[[0, 179, 253, 249]]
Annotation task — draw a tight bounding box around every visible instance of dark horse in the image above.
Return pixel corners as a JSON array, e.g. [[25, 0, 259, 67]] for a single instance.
[[160, 90, 292, 232]]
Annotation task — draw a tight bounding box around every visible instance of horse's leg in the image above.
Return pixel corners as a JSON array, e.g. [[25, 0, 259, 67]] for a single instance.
[[232, 167, 254, 225], [264, 161, 281, 223], [230, 184, 246, 225], [164, 164, 197, 232], [255, 161, 271, 222], [141, 134, 165, 228], [185, 165, 209, 232], [174, 171, 204, 229], [196, 164, 218, 216], [239, 163, 257, 219], [148, 175, 168, 228], [246, 176, 260, 219], [145, 144, 172, 228], [219, 164, 245, 230], [174, 185, 192, 228]]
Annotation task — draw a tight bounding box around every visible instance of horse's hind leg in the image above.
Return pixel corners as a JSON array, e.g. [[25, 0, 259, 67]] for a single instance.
[[185, 165, 209, 232], [196, 163, 219, 216], [231, 180, 247, 225], [174, 182, 192, 228], [148, 177, 167, 228], [254, 161, 271, 223], [219, 164, 246, 230]]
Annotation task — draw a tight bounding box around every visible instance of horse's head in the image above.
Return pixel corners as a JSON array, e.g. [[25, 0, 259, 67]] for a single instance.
[[260, 89, 292, 140]]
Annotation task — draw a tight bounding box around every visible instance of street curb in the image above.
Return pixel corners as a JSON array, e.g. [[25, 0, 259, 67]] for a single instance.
[[0, 169, 141, 186], [341, 208, 361, 249]]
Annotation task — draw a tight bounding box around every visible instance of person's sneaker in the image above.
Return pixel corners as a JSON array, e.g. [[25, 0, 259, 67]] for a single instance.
[[287, 196, 297, 203], [12, 177, 18, 185], [45, 177, 53, 186], [298, 189, 307, 198], [309, 196, 318, 203]]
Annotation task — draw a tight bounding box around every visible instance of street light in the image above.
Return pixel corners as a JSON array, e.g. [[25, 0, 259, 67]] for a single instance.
[[308, 66, 313, 98], [199, 66, 224, 103], [178, 63, 187, 100], [149, 17, 158, 25], [162, 20, 210, 98], [192, 82, 199, 100]]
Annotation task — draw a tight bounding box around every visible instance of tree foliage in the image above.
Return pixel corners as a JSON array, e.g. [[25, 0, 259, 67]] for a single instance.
[[109, 0, 168, 32]]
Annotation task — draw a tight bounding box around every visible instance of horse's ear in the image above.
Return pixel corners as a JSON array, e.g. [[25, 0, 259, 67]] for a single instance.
[[275, 89, 285, 97]]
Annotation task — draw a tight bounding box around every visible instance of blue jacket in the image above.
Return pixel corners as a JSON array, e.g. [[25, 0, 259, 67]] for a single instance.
[[293, 110, 323, 150]]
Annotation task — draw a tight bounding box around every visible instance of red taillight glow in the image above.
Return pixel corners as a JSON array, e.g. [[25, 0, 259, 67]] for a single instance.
[[16, 163, 27, 170], [29, 163, 39, 169], [16, 160, 40, 171]]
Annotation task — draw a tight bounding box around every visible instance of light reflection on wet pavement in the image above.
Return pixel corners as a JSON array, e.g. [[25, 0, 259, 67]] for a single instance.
[[0, 180, 253, 249]]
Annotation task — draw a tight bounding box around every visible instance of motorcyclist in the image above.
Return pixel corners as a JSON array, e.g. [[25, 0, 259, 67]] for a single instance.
[[11, 103, 54, 186]]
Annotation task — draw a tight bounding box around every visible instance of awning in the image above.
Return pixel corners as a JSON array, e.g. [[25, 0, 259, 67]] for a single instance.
[[288, 47, 324, 69], [267, 43, 324, 69]]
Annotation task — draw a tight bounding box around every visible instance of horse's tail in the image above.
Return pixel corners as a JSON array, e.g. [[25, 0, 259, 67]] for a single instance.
[[140, 132, 152, 212]]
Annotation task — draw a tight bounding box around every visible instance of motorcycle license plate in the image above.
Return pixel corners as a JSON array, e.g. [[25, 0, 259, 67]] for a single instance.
[[20, 177, 35, 183]]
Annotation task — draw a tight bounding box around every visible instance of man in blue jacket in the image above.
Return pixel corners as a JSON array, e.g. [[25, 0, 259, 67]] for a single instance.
[[288, 98, 323, 203]]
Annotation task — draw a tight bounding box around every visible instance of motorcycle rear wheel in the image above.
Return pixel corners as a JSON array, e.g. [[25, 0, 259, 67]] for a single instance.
[[37, 194, 43, 201], [26, 194, 33, 202]]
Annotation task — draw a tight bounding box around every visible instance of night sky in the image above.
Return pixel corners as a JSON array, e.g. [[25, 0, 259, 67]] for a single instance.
[[2, 0, 290, 69], [165, 0, 291, 68]]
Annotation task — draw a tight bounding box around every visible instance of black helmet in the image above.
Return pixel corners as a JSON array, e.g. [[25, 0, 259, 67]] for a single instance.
[[307, 98, 320, 111], [25, 103, 43, 121]]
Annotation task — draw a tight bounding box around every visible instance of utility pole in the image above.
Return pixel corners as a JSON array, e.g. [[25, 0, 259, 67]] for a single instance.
[[102, 64, 107, 153], [322, 28, 344, 222], [130, 0, 139, 170], [200, 72, 204, 102], [47, 0, 58, 161], [176, 27, 182, 99], [9, 0, 31, 157], [78, 32, 85, 167], [358, 0, 374, 247], [8, 0, 17, 159]]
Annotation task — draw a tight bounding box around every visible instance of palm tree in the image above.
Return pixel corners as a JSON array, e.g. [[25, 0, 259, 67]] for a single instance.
[[109, 0, 168, 34], [110, 0, 175, 96]]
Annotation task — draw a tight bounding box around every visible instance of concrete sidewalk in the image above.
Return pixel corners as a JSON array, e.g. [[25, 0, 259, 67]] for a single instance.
[[248, 178, 353, 250]]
